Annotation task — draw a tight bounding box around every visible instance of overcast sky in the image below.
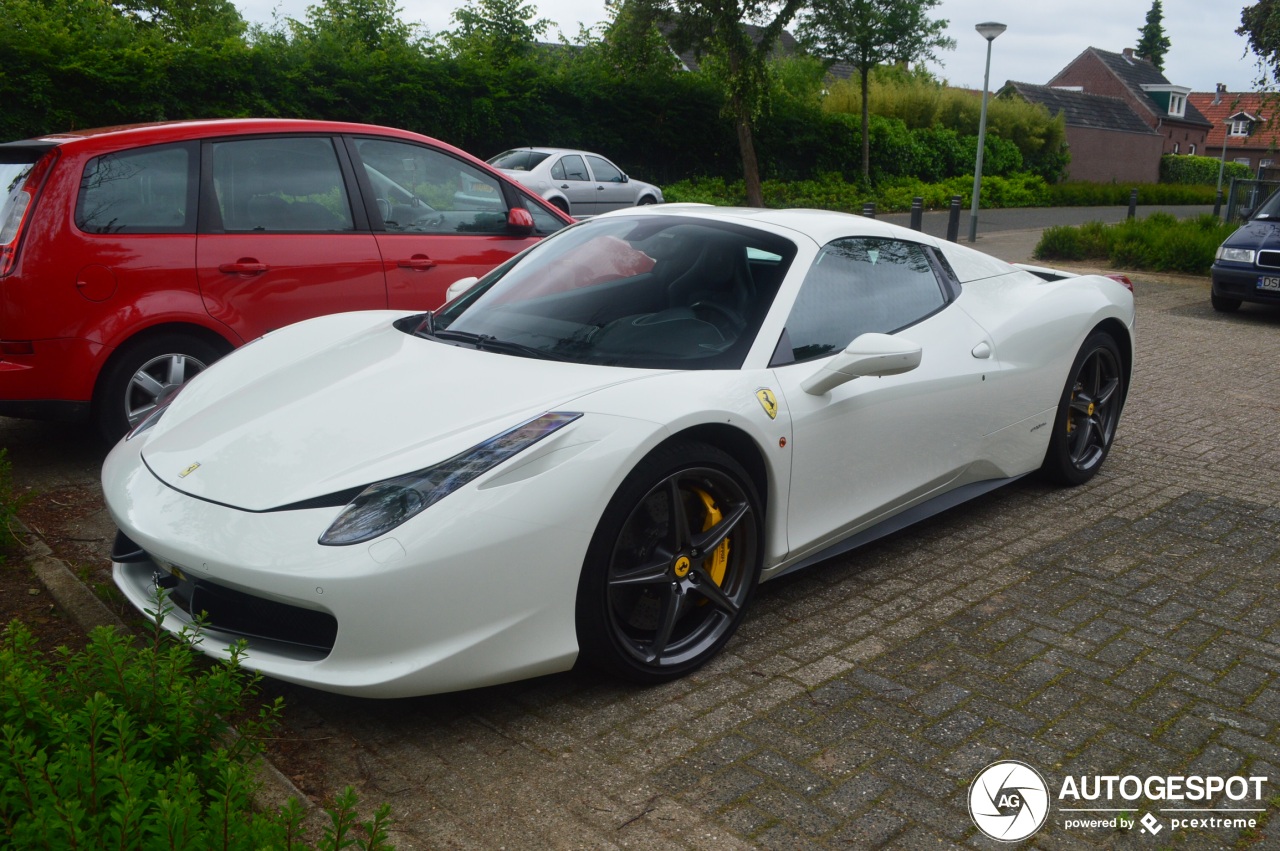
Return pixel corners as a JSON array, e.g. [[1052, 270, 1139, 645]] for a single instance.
[[236, 0, 1265, 95]]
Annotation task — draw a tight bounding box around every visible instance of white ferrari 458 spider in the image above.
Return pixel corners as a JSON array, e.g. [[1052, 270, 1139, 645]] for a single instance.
[[104, 205, 1135, 697]]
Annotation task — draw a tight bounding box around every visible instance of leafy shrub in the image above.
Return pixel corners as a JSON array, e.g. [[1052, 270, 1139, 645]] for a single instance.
[[1045, 182, 1221, 206], [1034, 213, 1238, 275], [0, 609, 393, 849]]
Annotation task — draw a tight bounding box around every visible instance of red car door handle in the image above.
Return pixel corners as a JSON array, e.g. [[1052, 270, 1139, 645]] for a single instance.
[[397, 256, 437, 271], [218, 260, 268, 276]]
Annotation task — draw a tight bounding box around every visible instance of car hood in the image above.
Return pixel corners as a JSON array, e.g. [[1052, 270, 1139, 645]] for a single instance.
[[140, 314, 651, 511], [1226, 219, 1280, 250]]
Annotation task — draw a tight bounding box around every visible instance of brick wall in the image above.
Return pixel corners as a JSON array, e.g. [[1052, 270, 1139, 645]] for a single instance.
[[1064, 127, 1164, 182]]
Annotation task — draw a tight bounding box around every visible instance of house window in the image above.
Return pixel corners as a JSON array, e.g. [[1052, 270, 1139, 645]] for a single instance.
[[1263, 159, 1274, 168], [1189, 144, 1196, 155], [1234, 157, 1252, 166], [1172, 143, 1180, 154], [1168, 93, 1186, 117], [1230, 119, 1251, 136]]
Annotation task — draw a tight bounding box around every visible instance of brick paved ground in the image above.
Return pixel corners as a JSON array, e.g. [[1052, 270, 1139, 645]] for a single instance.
[[253, 272, 1279, 849], [5, 258, 1278, 848]]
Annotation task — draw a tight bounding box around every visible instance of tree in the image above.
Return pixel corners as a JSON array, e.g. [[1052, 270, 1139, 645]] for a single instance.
[[443, 0, 552, 67], [796, 0, 953, 182], [1239, 0, 1280, 86], [1135, 0, 1171, 71], [661, 0, 810, 206]]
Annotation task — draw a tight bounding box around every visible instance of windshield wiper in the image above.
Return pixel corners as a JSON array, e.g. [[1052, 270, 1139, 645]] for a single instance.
[[430, 328, 567, 361]]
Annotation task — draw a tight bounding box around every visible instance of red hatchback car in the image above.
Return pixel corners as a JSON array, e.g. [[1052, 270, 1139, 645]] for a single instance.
[[0, 119, 573, 441]]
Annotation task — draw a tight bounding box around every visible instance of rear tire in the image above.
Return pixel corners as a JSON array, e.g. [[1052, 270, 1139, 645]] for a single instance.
[[549, 197, 570, 215], [1039, 332, 1125, 486], [575, 440, 762, 683], [94, 333, 225, 443], [637, 195, 657, 206]]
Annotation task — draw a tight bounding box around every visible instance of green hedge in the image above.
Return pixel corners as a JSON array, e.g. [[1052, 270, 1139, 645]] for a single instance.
[[1160, 154, 1252, 185], [663, 173, 1222, 214], [1034, 213, 1237, 274]]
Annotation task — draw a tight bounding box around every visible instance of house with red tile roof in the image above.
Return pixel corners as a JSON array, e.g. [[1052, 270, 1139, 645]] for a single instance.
[[1188, 86, 1279, 174]]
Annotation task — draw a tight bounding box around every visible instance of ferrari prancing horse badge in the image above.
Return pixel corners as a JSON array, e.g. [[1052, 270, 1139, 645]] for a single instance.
[[756, 388, 778, 420]]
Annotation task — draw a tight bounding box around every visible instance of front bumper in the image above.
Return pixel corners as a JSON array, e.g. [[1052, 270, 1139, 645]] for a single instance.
[[103, 411, 659, 697], [1210, 262, 1280, 305]]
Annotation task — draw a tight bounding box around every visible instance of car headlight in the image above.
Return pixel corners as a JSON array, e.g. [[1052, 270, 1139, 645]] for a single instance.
[[1216, 246, 1256, 263], [318, 412, 582, 546]]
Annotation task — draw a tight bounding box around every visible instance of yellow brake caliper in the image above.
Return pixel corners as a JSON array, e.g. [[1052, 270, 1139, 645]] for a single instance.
[[692, 487, 730, 587]]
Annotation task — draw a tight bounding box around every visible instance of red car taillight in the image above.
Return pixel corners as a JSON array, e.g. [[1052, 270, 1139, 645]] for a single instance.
[[0, 151, 57, 278], [1105, 273, 1134, 293]]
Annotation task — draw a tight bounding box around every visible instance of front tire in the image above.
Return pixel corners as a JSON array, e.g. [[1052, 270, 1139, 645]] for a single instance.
[[1211, 292, 1242, 312], [94, 333, 225, 443], [1039, 332, 1125, 486], [575, 440, 762, 683]]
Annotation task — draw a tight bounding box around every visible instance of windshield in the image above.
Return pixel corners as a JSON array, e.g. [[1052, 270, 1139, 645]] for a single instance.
[[488, 150, 553, 171], [1252, 189, 1280, 220], [426, 215, 798, 369]]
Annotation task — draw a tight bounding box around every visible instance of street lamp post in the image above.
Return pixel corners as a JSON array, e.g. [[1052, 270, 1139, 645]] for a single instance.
[[968, 21, 1006, 243]]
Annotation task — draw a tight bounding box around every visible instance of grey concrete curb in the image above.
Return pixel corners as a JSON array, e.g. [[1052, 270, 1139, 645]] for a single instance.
[[14, 517, 326, 834]]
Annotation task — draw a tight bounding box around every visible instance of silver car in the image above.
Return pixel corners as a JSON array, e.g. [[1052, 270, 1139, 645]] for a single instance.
[[488, 148, 663, 216]]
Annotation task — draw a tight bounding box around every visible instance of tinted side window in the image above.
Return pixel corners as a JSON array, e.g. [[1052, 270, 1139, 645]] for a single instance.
[[586, 156, 623, 183], [353, 137, 509, 235], [211, 137, 354, 233], [553, 155, 589, 182], [77, 145, 195, 234], [784, 238, 946, 363]]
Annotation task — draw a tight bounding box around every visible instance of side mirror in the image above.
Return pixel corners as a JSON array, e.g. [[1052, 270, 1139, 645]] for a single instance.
[[621, 174, 630, 184], [445, 276, 480, 302], [507, 207, 535, 235], [801, 333, 922, 396]]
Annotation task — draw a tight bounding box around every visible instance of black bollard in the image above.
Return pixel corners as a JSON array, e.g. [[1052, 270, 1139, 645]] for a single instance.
[[861, 202, 876, 219], [1213, 189, 1224, 219], [910, 197, 923, 231], [946, 196, 961, 242], [1127, 188, 1138, 220]]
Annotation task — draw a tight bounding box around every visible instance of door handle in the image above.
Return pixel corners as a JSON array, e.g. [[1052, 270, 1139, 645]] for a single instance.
[[596, 185, 605, 191], [560, 184, 570, 189], [397, 255, 437, 271], [218, 260, 268, 276]]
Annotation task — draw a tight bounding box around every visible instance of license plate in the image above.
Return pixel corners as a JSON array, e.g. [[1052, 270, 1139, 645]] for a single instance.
[[1258, 276, 1280, 291]]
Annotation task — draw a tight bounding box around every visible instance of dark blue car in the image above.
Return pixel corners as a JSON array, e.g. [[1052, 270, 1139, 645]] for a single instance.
[[1211, 192, 1280, 311]]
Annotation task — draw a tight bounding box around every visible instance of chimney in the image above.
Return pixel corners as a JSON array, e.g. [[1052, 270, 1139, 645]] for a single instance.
[[1214, 82, 1226, 106], [1122, 47, 1134, 59]]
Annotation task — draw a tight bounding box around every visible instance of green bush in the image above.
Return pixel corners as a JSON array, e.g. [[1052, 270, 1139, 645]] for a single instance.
[[1161, 154, 1252, 185], [1034, 213, 1238, 275], [1045, 182, 1221, 206], [0, 609, 393, 849]]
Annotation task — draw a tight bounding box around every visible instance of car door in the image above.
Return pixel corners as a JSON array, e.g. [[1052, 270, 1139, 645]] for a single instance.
[[550, 154, 597, 215], [195, 134, 385, 342], [774, 237, 995, 559], [346, 135, 549, 310], [584, 155, 635, 212]]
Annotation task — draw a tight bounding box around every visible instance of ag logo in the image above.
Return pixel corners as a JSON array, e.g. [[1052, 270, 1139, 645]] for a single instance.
[[178, 462, 201, 478], [968, 760, 1050, 842], [755, 388, 778, 420]]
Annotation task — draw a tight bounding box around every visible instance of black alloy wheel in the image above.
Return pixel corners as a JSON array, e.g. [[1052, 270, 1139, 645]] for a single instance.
[[1040, 331, 1125, 486], [576, 441, 762, 683]]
